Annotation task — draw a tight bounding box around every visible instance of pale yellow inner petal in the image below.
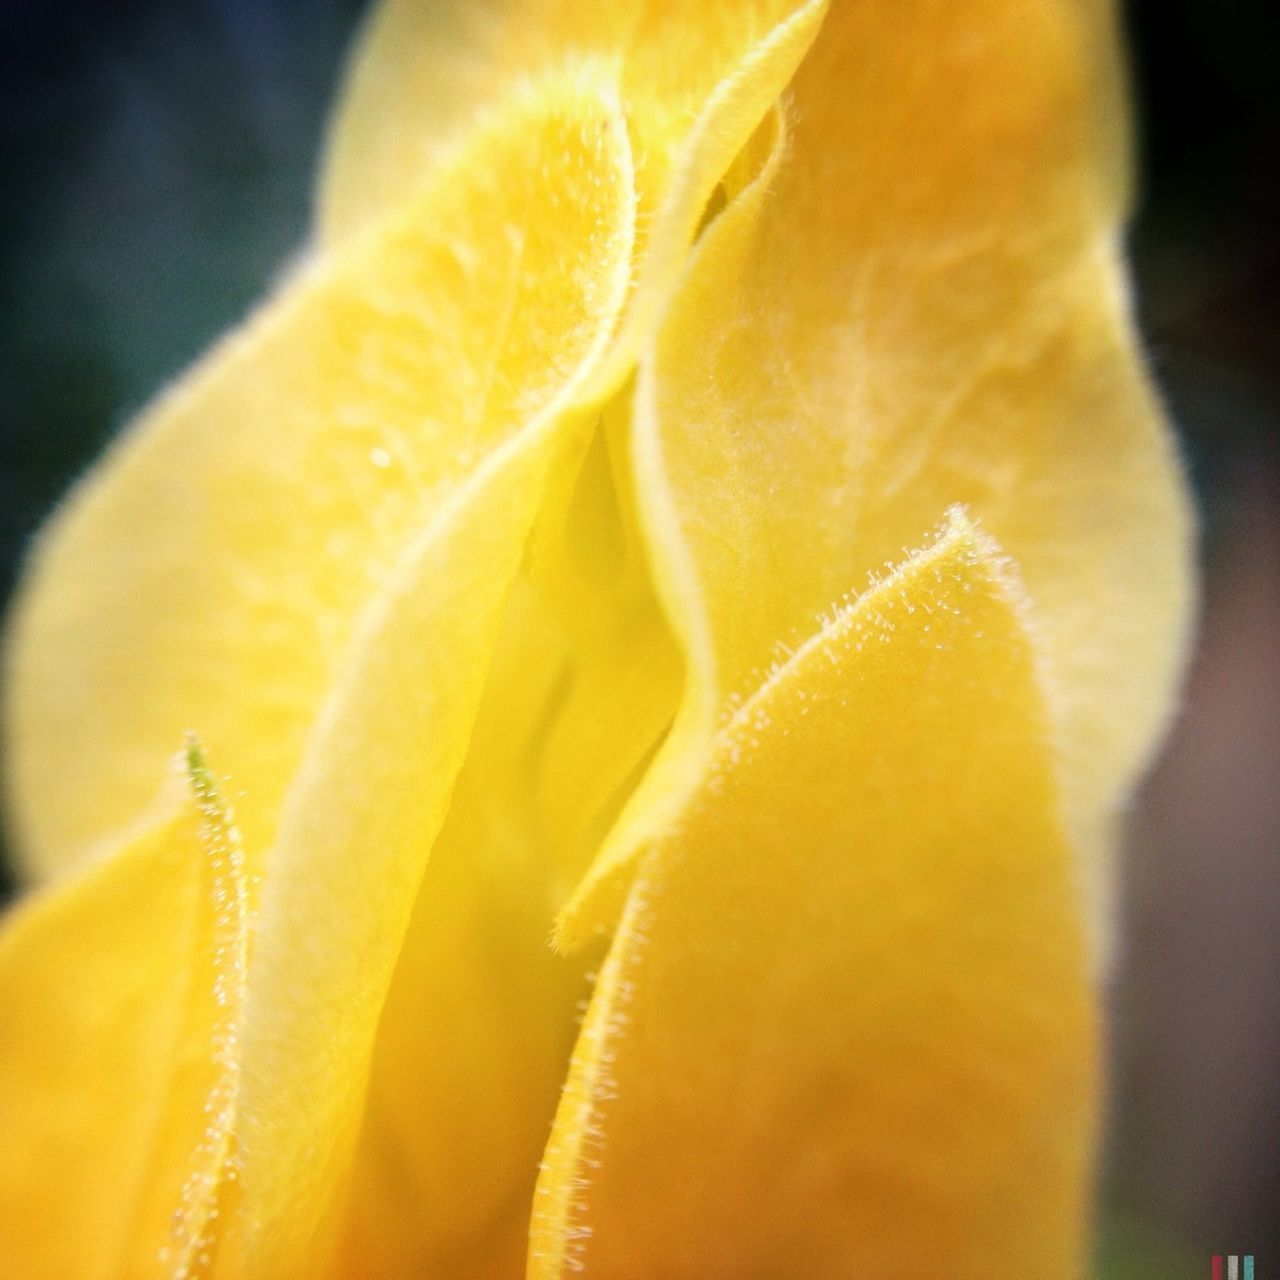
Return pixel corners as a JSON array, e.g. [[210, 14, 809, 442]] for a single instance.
[[324, 386, 680, 1275]]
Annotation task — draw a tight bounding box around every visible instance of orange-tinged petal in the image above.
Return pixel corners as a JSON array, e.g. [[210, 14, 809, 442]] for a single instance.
[[0, 745, 247, 1280], [560, 0, 1194, 949], [6, 70, 636, 883], [532, 514, 1098, 1278]]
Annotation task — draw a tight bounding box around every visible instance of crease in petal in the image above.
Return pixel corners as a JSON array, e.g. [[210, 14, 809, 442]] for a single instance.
[[558, 0, 1194, 954], [554, 102, 793, 948], [320, 0, 825, 242], [525, 394, 684, 899], [320, 0, 827, 401], [229, 86, 637, 1275], [5, 66, 636, 883], [531, 512, 1099, 1279], [583, 2, 824, 396]]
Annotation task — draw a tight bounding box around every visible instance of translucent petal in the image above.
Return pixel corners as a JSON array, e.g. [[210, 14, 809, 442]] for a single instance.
[[0, 747, 247, 1280], [559, 0, 1194, 948], [526, 399, 684, 897], [6, 71, 636, 880], [318, 376, 684, 1271], [532, 515, 1098, 1278], [321, 405, 680, 1275]]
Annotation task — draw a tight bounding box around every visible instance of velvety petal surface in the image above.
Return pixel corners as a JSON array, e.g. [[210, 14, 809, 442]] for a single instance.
[[532, 515, 1098, 1278], [560, 0, 1194, 949], [193, 83, 638, 1276], [320, 0, 826, 390], [0, 748, 247, 1280], [5, 72, 635, 881]]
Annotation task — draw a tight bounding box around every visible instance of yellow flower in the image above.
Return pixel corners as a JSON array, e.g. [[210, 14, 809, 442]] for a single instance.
[[0, 2, 1192, 1277]]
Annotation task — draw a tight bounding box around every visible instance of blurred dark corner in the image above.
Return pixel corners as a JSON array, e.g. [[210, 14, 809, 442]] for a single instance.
[[0, 1, 1275, 1275]]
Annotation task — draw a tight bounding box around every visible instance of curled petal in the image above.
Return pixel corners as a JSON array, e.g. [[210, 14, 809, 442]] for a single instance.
[[321, 0, 828, 392]]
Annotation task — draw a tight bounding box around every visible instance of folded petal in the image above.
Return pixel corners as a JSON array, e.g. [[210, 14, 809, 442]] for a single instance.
[[532, 514, 1098, 1278], [6, 70, 636, 879], [228, 405, 587, 1275], [144, 87, 635, 1277], [334, 585, 587, 1278], [320, 0, 827, 390], [330, 413, 678, 1277], [0, 745, 247, 1280], [560, 0, 1194, 948]]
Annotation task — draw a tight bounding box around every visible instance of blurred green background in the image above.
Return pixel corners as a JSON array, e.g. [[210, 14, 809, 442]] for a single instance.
[[0, 2, 1276, 1275]]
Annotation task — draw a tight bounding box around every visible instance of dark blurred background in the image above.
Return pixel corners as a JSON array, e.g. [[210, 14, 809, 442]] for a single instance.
[[0, 2, 1275, 1275]]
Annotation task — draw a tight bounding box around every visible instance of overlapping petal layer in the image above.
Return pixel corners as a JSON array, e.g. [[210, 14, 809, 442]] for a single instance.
[[5, 71, 636, 881], [222, 87, 637, 1277], [322, 0, 827, 386], [0, 2, 1192, 1277], [0, 748, 247, 1280], [532, 515, 1098, 1278], [559, 0, 1194, 950], [326, 403, 679, 1277]]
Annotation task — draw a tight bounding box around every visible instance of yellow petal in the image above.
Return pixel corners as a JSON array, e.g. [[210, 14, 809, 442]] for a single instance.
[[0, 745, 247, 1280], [334, 585, 585, 1278], [320, 0, 827, 391], [527, 399, 684, 896], [230, 77, 637, 1254], [230, 406, 588, 1275], [560, 0, 1194, 948], [333, 410, 677, 1276], [531, 514, 1098, 1278], [6, 69, 635, 880]]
